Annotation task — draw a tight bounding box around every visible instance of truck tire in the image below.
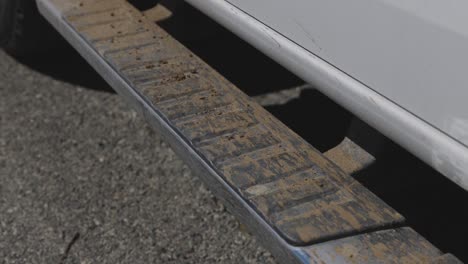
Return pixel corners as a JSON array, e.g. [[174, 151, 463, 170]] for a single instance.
[[0, 0, 57, 57]]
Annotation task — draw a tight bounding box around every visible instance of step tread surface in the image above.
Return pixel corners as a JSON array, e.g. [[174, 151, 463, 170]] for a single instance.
[[61, 0, 405, 246], [303, 228, 443, 264]]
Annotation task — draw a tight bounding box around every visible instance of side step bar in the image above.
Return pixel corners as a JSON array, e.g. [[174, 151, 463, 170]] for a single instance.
[[36, 0, 462, 263]]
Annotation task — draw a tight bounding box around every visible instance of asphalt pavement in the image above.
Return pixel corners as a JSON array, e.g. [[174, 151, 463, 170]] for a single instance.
[[0, 48, 278, 264]]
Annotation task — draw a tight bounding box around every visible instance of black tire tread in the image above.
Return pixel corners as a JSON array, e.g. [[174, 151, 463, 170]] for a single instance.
[[0, 0, 59, 57]]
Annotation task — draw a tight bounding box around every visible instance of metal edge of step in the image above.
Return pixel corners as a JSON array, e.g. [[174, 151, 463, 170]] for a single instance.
[[35, 0, 462, 263]]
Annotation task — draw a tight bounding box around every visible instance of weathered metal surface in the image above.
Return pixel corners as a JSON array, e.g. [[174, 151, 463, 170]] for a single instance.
[[303, 228, 443, 263], [37, 0, 463, 262], [325, 137, 375, 175], [61, 0, 405, 246]]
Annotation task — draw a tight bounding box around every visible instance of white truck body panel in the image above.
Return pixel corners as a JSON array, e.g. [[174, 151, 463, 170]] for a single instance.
[[227, 0, 468, 148]]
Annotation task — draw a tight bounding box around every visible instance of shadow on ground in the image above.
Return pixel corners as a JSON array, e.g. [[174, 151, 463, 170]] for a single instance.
[[8, 1, 468, 262], [10, 37, 112, 93]]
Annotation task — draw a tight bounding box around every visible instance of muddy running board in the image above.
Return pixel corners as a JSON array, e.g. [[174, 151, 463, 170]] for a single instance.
[[36, 0, 461, 263]]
